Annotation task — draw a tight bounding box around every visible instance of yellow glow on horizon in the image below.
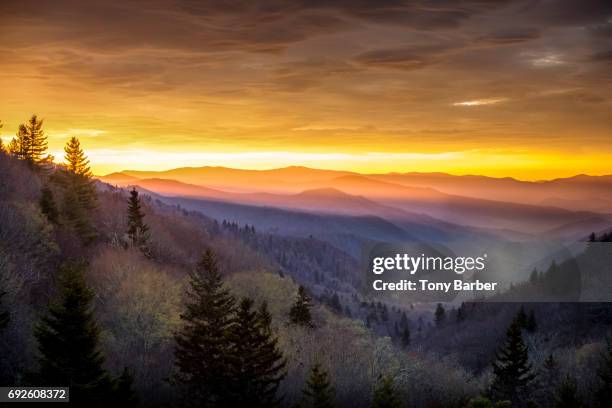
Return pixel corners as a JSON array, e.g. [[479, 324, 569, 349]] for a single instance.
[[39, 146, 610, 181]]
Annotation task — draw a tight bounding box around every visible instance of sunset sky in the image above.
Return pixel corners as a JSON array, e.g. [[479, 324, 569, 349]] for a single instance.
[[1, 0, 611, 179]]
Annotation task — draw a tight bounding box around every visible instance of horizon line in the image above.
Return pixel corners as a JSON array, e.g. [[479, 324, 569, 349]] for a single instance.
[[96, 164, 612, 184]]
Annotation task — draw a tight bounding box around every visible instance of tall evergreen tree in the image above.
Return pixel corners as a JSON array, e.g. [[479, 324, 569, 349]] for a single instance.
[[371, 375, 402, 408], [227, 298, 286, 407], [7, 137, 19, 156], [9, 115, 52, 166], [302, 362, 334, 408], [399, 311, 409, 329], [64, 136, 92, 177], [400, 326, 410, 348], [34, 262, 113, 406], [8, 124, 28, 159], [174, 250, 236, 407], [49, 136, 98, 243], [434, 303, 446, 327], [595, 339, 612, 407], [126, 188, 149, 249], [289, 285, 313, 327], [25, 115, 50, 164], [489, 319, 536, 405], [62, 136, 97, 216]]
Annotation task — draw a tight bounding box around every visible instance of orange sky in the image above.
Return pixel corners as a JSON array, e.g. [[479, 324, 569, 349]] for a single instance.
[[1, 0, 611, 179]]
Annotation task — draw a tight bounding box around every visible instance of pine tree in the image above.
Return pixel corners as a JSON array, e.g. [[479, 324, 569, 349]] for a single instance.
[[64, 136, 92, 176], [371, 375, 402, 408], [400, 326, 410, 348], [34, 262, 113, 406], [434, 303, 446, 327], [595, 339, 612, 407], [289, 285, 313, 327], [51, 137, 98, 243], [7, 137, 20, 156], [302, 362, 334, 408], [8, 124, 28, 159], [27, 115, 51, 164], [399, 311, 409, 329], [126, 188, 149, 249], [489, 319, 536, 405], [39, 187, 59, 223], [112, 367, 138, 407], [0, 289, 9, 331], [227, 298, 286, 407], [63, 136, 97, 210], [174, 250, 236, 407], [554, 375, 581, 408], [9, 115, 52, 166]]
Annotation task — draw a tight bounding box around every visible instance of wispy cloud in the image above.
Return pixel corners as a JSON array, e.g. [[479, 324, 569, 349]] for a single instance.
[[519, 51, 567, 67], [452, 98, 508, 107], [531, 54, 566, 67]]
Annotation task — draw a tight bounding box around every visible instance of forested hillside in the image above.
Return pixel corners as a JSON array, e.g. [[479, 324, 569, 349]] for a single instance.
[[0, 121, 477, 407], [1, 117, 611, 407]]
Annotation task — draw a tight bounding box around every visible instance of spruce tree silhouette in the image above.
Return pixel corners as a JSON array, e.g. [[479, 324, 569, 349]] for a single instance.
[[34, 262, 113, 406], [489, 319, 535, 405], [400, 326, 410, 348], [174, 250, 236, 407], [434, 303, 446, 327], [289, 285, 313, 327], [64, 136, 92, 176], [371, 375, 402, 408], [53, 136, 98, 243], [126, 188, 149, 250], [227, 298, 286, 407], [8, 115, 53, 167], [303, 362, 335, 408]]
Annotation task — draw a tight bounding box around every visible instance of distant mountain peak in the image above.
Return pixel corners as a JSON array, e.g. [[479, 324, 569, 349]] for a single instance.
[[295, 187, 353, 197]]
